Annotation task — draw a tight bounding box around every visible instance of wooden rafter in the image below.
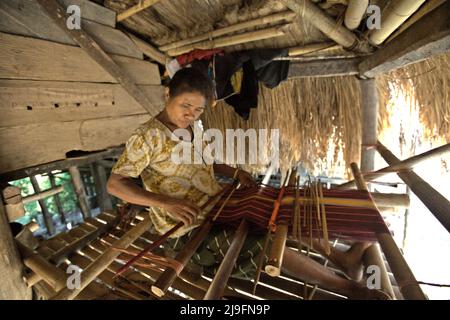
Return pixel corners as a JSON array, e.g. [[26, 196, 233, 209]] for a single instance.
[[117, 0, 160, 22]]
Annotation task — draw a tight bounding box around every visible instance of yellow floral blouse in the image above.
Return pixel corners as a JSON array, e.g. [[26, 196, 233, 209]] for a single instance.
[[112, 117, 223, 238]]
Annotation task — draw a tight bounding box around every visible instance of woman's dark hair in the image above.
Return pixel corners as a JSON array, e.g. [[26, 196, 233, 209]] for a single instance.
[[168, 67, 215, 107]]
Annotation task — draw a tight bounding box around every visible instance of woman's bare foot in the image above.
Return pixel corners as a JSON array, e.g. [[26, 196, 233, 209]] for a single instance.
[[348, 283, 392, 300], [338, 242, 373, 282]]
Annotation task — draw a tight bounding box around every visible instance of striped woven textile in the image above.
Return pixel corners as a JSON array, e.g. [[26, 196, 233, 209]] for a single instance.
[[210, 184, 390, 242]]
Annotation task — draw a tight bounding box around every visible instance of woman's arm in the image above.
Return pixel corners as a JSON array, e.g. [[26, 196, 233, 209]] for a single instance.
[[107, 173, 200, 225], [213, 164, 257, 188]]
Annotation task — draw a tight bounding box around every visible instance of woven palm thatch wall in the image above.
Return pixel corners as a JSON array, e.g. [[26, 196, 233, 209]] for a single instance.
[[377, 51, 450, 143], [201, 76, 362, 177]]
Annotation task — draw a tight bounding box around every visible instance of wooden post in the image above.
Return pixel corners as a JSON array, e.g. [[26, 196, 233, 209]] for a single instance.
[[69, 166, 91, 219], [350, 162, 427, 300], [91, 162, 113, 212], [0, 199, 33, 299], [50, 216, 152, 300], [30, 175, 55, 235], [359, 79, 379, 178], [49, 173, 67, 226], [377, 142, 450, 233], [204, 219, 249, 300], [337, 142, 450, 189]]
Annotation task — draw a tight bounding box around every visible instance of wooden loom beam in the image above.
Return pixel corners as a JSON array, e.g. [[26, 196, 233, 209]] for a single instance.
[[204, 219, 249, 300]]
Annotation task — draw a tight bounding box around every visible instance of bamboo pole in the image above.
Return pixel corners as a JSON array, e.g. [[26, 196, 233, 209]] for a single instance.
[[160, 11, 296, 52], [376, 142, 450, 233], [50, 217, 152, 300], [371, 193, 410, 209], [69, 166, 91, 219], [265, 225, 288, 277], [350, 162, 427, 300], [167, 26, 288, 57], [363, 243, 396, 299], [204, 219, 249, 300], [16, 241, 67, 291], [288, 42, 339, 56], [117, 0, 161, 22], [337, 142, 450, 189], [22, 185, 64, 205], [281, 0, 359, 50]]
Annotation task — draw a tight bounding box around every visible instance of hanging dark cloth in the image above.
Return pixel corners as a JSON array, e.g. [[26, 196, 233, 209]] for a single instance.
[[190, 49, 290, 120]]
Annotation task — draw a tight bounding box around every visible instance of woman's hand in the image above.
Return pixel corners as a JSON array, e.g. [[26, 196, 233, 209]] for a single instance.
[[161, 197, 201, 226], [236, 170, 257, 188]]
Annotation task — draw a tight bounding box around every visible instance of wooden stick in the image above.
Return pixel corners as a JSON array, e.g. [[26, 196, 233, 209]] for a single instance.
[[204, 219, 249, 300], [376, 142, 450, 233], [318, 182, 330, 255], [288, 42, 339, 57], [350, 162, 427, 300], [337, 142, 450, 189], [160, 11, 296, 52], [117, 0, 161, 22], [167, 25, 288, 56], [22, 185, 64, 205]]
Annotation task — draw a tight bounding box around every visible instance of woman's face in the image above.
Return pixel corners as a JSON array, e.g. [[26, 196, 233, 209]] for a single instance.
[[165, 91, 206, 129]]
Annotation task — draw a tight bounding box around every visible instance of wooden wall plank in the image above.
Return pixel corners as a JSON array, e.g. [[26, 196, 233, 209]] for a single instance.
[[0, 32, 159, 85], [0, 0, 130, 56], [0, 114, 151, 173], [0, 80, 164, 127]]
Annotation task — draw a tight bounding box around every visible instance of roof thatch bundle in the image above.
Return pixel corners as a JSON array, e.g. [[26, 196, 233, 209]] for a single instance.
[[377, 51, 450, 143], [201, 76, 362, 177]]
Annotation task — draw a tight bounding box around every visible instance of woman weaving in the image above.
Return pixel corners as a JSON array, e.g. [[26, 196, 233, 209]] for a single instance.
[[107, 68, 389, 300]]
